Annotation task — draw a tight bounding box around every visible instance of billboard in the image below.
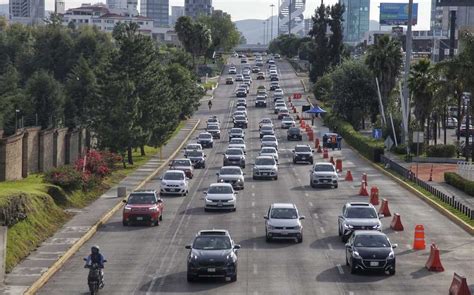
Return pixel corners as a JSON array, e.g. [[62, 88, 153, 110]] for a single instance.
[[380, 3, 418, 26], [436, 0, 474, 6]]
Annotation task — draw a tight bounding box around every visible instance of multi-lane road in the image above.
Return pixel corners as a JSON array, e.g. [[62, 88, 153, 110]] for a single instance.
[[38, 58, 473, 295]]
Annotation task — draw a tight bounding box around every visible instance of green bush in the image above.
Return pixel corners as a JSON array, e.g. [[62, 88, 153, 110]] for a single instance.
[[324, 113, 384, 162], [444, 172, 474, 197], [392, 144, 407, 155], [426, 144, 456, 158], [44, 165, 83, 191]]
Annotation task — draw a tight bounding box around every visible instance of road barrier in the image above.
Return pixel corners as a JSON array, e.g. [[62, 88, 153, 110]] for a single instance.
[[379, 199, 392, 217], [425, 243, 444, 272], [315, 138, 320, 149], [390, 213, 404, 231], [449, 273, 472, 295], [413, 224, 426, 250], [381, 155, 474, 221], [369, 186, 380, 205], [317, 145, 322, 153], [323, 148, 329, 159], [345, 170, 353, 181]]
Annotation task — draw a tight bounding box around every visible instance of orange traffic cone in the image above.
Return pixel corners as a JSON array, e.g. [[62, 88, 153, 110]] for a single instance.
[[359, 181, 369, 196], [378, 198, 391, 217], [315, 138, 320, 149], [369, 186, 379, 205], [335, 159, 343, 172], [413, 224, 426, 250], [317, 145, 322, 153], [345, 170, 353, 181], [425, 243, 444, 272], [390, 213, 404, 231]]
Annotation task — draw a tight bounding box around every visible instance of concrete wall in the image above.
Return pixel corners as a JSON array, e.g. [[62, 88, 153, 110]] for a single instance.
[[54, 128, 68, 167], [39, 129, 55, 173], [24, 127, 41, 174], [0, 133, 24, 181], [67, 129, 80, 165]]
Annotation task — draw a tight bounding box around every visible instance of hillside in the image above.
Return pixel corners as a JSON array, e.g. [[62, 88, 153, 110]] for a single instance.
[[235, 17, 278, 45]]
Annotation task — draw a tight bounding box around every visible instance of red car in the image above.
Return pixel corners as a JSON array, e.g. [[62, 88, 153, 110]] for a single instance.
[[169, 159, 194, 179], [122, 190, 164, 226]]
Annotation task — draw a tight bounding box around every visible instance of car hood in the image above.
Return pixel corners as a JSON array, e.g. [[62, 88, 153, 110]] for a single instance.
[[345, 218, 381, 227], [268, 219, 301, 227], [260, 153, 278, 158], [171, 165, 192, 170], [198, 138, 212, 141], [192, 249, 233, 261], [188, 156, 204, 161], [354, 247, 392, 260], [207, 129, 220, 133], [295, 152, 312, 156], [206, 193, 235, 200], [161, 179, 185, 185]]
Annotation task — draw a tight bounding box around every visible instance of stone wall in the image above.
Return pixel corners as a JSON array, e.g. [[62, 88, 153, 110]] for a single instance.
[[67, 129, 80, 165], [24, 127, 41, 174], [39, 129, 55, 173], [54, 128, 68, 167], [0, 133, 24, 181]]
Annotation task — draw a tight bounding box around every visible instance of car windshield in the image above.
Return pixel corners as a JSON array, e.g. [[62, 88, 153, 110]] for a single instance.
[[187, 145, 200, 150], [187, 151, 203, 157], [261, 119, 271, 124], [313, 165, 335, 172], [199, 134, 212, 139], [226, 149, 243, 155], [172, 160, 191, 166], [289, 128, 300, 134], [261, 148, 275, 154], [283, 118, 293, 122], [220, 168, 241, 175], [354, 235, 390, 248], [230, 138, 244, 144], [261, 127, 273, 131], [295, 146, 311, 152], [235, 116, 246, 120], [207, 118, 217, 123], [163, 172, 184, 180], [271, 208, 298, 219], [276, 104, 285, 107], [208, 185, 233, 194], [262, 137, 276, 142], [193, 236, 232, 250], [207, 125, 218, 130], [128, 193, 156, 204], [346, 207, 378, 219], [231, 129, 242, 134], [256, 158, 276, 165]]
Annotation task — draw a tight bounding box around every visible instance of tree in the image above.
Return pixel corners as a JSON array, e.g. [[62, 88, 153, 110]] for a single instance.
[[308, 4, 330, 82], [198, 10, 240, 53], [365, 35, 403, 111], [175, 17, 211, 70], [26, 70, 64, 129], [312, 72, 332, 102], [0, 65, 28, 134], [239, 32, 247, 45], [328, 3, 345, 66]]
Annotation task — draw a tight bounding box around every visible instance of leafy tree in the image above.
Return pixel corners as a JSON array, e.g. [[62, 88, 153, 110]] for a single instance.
[[175, 16, 211, 69], [308, 4, 330, 82], [313, 73, 332, 102], [365, 35, 403, 111], [328, 3, 345, 66], [199, 10, 240, 53], [0, 65, 27, 133], [239, 32, 247, 45], [268, 34, 301, 58]]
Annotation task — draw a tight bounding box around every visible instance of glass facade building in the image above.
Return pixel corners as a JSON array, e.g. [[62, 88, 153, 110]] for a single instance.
[[185, 0, 213, 19], [141, 0, 169, 27], [340, 0, 370, 44]]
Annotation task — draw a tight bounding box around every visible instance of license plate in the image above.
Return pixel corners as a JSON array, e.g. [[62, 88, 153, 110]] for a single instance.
[[218, 203, 223, 207], [172, 189, 178, 192], [207, 268, 216, 272], [370, 262, 378, 267], [263, 173, 268, 176], [302, 157, 306, 159], [281, 232, 288, 235], [136, 217, 143, 221]]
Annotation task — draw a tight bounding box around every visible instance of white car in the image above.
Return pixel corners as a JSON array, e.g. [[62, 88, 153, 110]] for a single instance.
[[253, 155, 278, 180], [309, 162, 338, 188], [235, 74, 244, 81], [259, 147, 279, 163], [281, 116, 295, 128], [228, 67, 237, 74], [229, 138, 247, 153], [233, 111, 247, 120], [446, 117, 458, 129], [274, 88, 284, 97], [204, 183, 237, 211], [236, 106, 248, 116], [274, 102, 286, 114], [160, 170, 189, 196], [259, 118, 273, 129], [216, 166, 245, 190], [184, 143, 203, 157], [261, 135, 278, 150], [264, 203, 304, 243]]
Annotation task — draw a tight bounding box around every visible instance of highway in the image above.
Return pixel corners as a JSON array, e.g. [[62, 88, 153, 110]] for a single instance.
[[39, 58, 474, 295]]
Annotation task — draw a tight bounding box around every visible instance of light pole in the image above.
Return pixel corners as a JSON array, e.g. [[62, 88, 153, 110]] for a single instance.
[[15, 109, 20, 133], [270, 4, 275, 41], [402, 0, 414, 152]]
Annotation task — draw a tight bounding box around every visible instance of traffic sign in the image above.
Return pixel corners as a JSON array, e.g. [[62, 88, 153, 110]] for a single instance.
[[293, 93, 302, 99]]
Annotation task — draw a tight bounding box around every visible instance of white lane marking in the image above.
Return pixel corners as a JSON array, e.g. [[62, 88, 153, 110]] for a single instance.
[[308, 202, 313, 207], [252, 226, 257, 234], [252, 184, 256, 189], [251, 192, 256, 197], [349, 292, 354, 295], [313, 213, 319, 219], [253, 264, 258, 275], [320, 227, 326, 234], [252, 201, 255, 207], [336, 264, 344, 275], [252, 212, 256, 219], [328, 243, 333, 250]]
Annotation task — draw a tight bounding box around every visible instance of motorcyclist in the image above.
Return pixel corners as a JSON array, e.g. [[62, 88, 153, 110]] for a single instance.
[[85, 245, 106, 288], [208, 100, 212, 110]]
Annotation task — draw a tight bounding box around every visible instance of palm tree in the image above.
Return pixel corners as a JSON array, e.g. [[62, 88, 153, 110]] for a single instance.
[[365, 35, 403, 111], [408, 59, 436, 144]]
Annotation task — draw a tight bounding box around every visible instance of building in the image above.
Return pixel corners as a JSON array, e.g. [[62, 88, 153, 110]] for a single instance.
[[141, 0, 169, 27], [0, 4, 9, 17], [340, 0, 370, 44], [9, 0, 44, 24], [278, 0, 306, 37], [170, 5, 184, 27], [55, 0, 64, 14], [184, 0, 213, 19], [107, 0, 138, 15]]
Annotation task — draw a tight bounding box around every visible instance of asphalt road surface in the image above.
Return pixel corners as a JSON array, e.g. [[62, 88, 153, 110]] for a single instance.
[[39, 58, 474, 295]]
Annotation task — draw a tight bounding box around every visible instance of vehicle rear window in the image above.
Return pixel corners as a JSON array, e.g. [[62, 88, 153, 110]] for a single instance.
[[207, 125, 218, 130], [261, 126, 273, 131], [187, 151, 203, 157], [261, 148, 275, 153], [346, 207, 378, 219], [193, 236, 231, 250], [255, 158, 276, 165], [295, 146, 311, 152], [271, 208, 297, 219], [313, 165, 335, 172], [226, 149, 243, 155], [208, 185, 233, 194], [172, 160, 191, 166], [230, 138, 244, 144], [354, 235, 390, 248], [220, 168, 241, 175], [128, 193, 156, 204], [262, 137, 276, 142], [199, 134, 212, 139]]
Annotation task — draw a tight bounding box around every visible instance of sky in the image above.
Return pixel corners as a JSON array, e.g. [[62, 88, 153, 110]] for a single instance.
[[1, 0, 433, 30]]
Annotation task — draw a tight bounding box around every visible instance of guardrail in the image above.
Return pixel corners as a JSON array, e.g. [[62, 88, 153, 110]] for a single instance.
[[381, 155, 474, 220]]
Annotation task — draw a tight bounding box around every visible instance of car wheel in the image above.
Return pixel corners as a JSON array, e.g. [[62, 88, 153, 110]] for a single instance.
[[265, 233, 271, 242], [253, 176, 257, 180], [310, 182, 315, 188], [122, 220, 128, 226], [345, 253, 349, 266], [232, 208, 237, 212], [293, 159, 297, 164], [350, 259, 357, 274], [388, 266, 396, 275], [204, 208, 209, 212], [338, 225, 342, 236], [297, 235, 303, 243], [341, 235, 348, 243], [274, 176, 278, 180], [334, 183, 338, 189], [230, 272, 237, 282], [242, 165, 246, 169], [159, 213, 163, 221]]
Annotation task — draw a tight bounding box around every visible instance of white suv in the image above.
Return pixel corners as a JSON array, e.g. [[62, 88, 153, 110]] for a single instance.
[[309, 162, 338, 188], [204, 183, 237, 211], [160, 170, 189, 196], [264, 203, 305, 243], [253, 156, 278, 180]]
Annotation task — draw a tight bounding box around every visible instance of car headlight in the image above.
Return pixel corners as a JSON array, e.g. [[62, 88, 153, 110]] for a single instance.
[[205, 198, 212, 203], [161, 181, 167, 186], [372, 224, 381, 229], [343, 224, 353, 229], [149, 206, 158, 212], [124, 205, 132, 211], [388, 250, 395, 259], [236, 178, 242, 182], [353, 251, 361, 259], [228, 198, 236, 203], [332, 175, 338, 180], [294, 224, 302, 230], [267, 225, 274, 230], [190, 253, 199, 260]]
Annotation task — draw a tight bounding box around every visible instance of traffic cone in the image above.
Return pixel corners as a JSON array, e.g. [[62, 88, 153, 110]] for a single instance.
[[413, 224, 426, 250], [390, 213, 404, 231], [362, 173, 368, 185], [449, 273, 472, 295], [335, 159, 343, 172], [323, 149, 329, 159], [345, 170, 353, 181], [359, 181, 369, 196], [317, 145, 322, 153], [369, 186, 380, 205], [315, 138, 320, 149], [308, 131, 314, 141], [425, 243, 444, 272], [378, 198, 392, 217], [329, 156, 335, 165]]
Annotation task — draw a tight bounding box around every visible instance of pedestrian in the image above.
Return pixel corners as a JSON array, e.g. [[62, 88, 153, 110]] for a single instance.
[[337, 134, 343, 150], [311, 114, 315, 126]]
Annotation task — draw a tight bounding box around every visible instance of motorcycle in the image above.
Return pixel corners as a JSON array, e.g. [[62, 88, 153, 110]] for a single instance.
[[84, 258, 107, 294]]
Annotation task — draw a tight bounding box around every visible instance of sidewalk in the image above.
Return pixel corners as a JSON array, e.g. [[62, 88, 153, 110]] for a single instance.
[[1, 119, 200, 295]]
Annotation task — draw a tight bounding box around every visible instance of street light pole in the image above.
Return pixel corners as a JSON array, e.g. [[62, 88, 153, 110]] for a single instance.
[[270, 4, 275, 41], [402, 0, 414, 152]]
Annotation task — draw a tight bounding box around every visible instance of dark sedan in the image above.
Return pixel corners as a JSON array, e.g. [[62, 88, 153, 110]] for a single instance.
[[287, 127, 302, 141]]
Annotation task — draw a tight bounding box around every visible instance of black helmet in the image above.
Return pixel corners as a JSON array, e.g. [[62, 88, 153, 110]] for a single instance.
[[91, 245, 100, 253]]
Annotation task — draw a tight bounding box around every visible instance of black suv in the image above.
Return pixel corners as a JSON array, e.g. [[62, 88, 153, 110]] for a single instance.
[[255, 96, 267, 107], [287, 127, 302, 141], [292, 145, 314, 164], [186, 230, 240, 282]]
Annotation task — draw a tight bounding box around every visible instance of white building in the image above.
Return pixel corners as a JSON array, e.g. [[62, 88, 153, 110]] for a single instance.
[[9, 0, 44, 24], [55, 0, 65, 14]]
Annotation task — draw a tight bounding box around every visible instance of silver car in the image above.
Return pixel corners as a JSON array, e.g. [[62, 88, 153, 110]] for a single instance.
[[264, 203, 305, 243], [253, 156, 278, 180], [216, 166, 245, 190], [338, 202, 383, 242], [309, 162, 338, 188], [204, 183, 237, 211], [261, 135, 278, 150]]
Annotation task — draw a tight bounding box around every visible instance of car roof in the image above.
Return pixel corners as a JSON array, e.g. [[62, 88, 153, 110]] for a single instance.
[[261, 147, 277, 151], [314, 162, 334, 166], [197, 229, 230, 236], [165, 169, 185, 174], [199, 132, 212, 135], [231, 128, 243, 131], [262, 135, 276, 139], [131, 189, 156, 194], [256, 155, 274, 159], [295, 144, 311, 148], [271, 203, 296, 209], [345, 202, 374, 208], [209, 183, 233, 188], [353, 230, 387, 237], [220, 166, 242, 170], [226, 147, 243, 151], [173, 158, 191, 162]]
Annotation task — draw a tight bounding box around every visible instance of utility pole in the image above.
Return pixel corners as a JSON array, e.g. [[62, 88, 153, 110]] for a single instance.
[[270, 4, 275, 41], [288, 0, 292, 35], [401, 0, 414, 152]]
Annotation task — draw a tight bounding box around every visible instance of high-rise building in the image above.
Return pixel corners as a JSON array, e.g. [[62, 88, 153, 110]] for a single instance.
[[340, 0, 370, 44], [9, 0, 44, 24], [184, 0, 213, 19], [107, 0, 138, 15], [141, 0, 169, 27], [278, 0, 306, 36], [170, 5, 184, 26], [55, 0, 65, 14]]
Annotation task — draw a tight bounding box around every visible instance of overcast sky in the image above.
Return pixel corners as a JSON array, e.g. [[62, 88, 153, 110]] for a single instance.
[[1, 0, 433, 30]]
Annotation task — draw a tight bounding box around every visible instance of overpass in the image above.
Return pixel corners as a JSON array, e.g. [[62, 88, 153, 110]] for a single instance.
[[235, 44, 269, 52]]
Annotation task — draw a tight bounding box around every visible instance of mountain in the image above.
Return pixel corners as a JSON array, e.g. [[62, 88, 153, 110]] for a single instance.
[[235, 17, 278, 45]]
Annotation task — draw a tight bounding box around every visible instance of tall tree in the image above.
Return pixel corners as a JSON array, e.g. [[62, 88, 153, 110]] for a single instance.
[[198, 10, 240, 53], [328, 3, 345, 66], [308, 4, 330, 82]]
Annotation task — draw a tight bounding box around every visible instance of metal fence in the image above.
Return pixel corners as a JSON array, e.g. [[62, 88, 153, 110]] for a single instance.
[[381, 155, 474, 220]]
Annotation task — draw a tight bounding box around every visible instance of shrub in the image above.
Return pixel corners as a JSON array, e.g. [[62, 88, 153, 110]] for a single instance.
[[444, 172, 474, 197], [392, 144, 407, 155], [44, 165, 83, 191], [426, 144, 456, 158], [75, 150, 114, 179], [324, 113, 384, 162]]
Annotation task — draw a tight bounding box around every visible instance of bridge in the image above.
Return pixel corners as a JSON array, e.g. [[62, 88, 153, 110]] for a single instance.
[[235, 44, 269, 52]]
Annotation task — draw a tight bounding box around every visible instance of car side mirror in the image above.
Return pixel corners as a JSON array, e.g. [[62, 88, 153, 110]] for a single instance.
[[203, 191, 207, 195], [299, 216, 305, 220], [263, 216, 268, 220], [392, 244, 398, 249], [338, 215, 343, 219], [103, 259, 107, 263], [378, 213, 385, 218], [216, 172, 219, 176], [159, 176, 163, 180], [184, 155, 187, 158], [122, 199, 127, 203], [234, 244, 241, 249], [243, 172, 246, 175], [185, 245, 191, 249]]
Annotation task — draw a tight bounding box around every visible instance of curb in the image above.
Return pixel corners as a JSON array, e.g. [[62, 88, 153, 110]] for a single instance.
[[24, 119, 201, 295], [345, 144, 474, 236]]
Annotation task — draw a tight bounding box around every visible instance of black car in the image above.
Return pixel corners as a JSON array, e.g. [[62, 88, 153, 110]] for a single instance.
[[186, 230, 240, 282], [236, 89, 247, 98], [270, 74, 279, 81], [345, 231, 397, 275], [287, 127, 302, 141], [223, 148, 246, 168], [196, 132, 214, 148], [233, 116, 248, 129], [185, 150, 206, 169], [292, 145, 314, 164], [252, 66, 260, 73]]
